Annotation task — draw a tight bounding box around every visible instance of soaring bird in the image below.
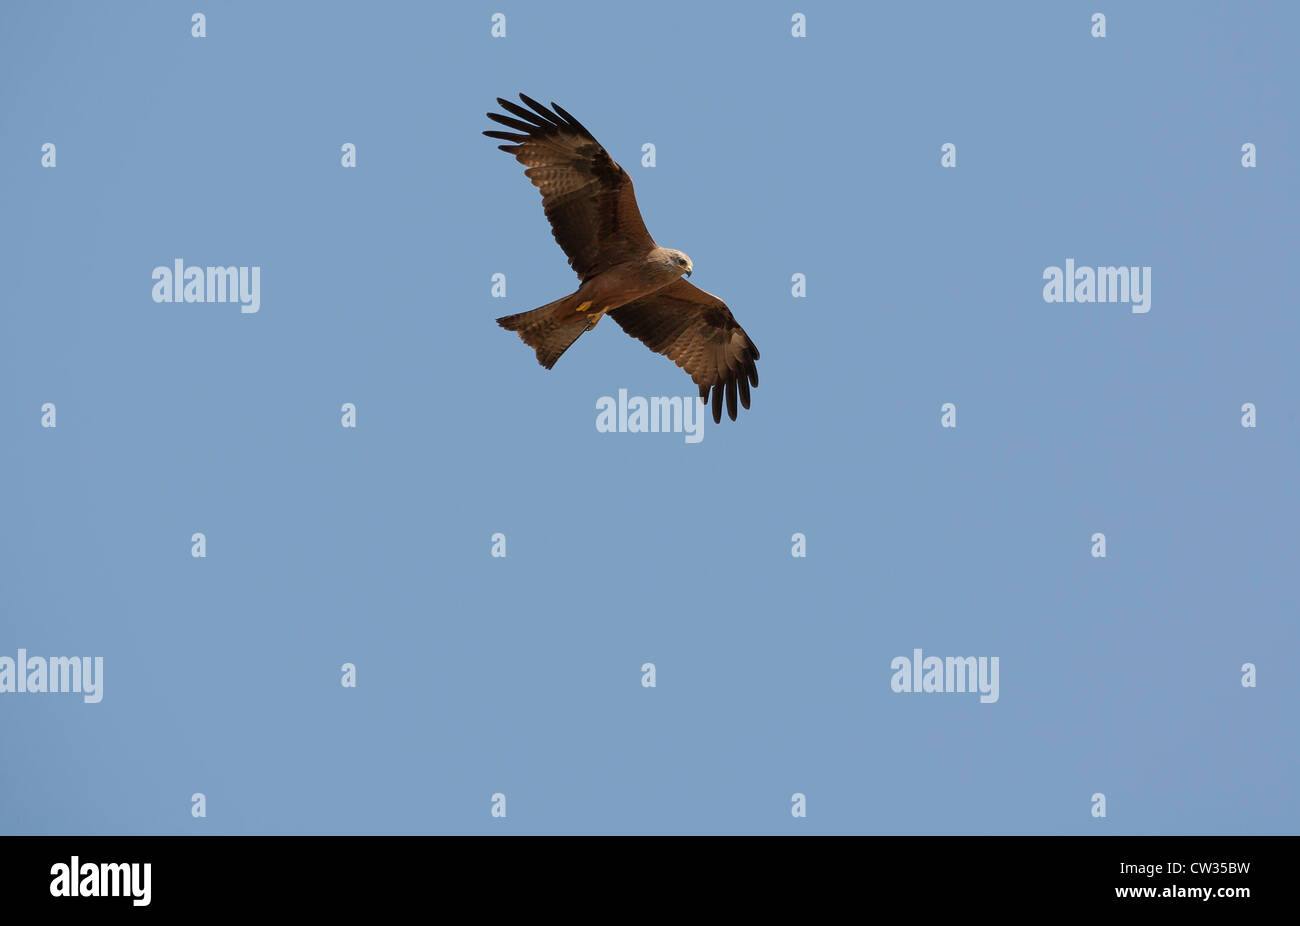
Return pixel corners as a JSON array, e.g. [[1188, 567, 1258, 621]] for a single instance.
[[484, 94, 760, 423]]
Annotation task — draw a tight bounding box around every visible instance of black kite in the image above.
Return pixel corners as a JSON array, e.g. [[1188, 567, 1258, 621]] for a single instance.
[[485, 94, 760, 423]]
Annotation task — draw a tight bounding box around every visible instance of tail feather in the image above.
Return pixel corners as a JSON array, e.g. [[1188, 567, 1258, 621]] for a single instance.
[[498, 293, 592, 369]]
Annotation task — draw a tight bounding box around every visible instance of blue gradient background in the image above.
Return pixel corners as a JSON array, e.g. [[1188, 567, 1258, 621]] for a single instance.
[[1, 1, 1296, 834]]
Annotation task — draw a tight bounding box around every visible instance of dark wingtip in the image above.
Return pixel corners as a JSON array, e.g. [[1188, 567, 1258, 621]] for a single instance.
[[496, 97, 551, 128], [549, 101, 592, 137], [518, 92, 564, 126]]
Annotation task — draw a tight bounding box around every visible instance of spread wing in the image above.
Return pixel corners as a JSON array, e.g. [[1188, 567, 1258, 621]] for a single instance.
[[484, 94, 655, 282], [609, 279, 760, 423]]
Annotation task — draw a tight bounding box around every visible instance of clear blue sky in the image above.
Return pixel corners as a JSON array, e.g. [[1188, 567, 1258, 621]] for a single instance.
[[1, 1, 1296, 834]]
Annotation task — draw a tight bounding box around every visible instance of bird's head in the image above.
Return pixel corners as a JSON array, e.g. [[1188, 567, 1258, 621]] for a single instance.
[[658, 247, 693, 278]]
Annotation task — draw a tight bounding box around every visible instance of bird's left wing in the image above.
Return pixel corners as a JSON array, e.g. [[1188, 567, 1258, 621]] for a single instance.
[[484, 94, 655, 282], [609, 278, 760, 423]]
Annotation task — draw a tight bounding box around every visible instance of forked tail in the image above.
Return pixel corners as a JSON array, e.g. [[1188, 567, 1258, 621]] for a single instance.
[[497, 292, 594, 369]]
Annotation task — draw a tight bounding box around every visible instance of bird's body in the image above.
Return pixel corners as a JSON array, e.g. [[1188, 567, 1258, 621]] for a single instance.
[[485, 94, 759, 423], [569, 246, 694, 329]]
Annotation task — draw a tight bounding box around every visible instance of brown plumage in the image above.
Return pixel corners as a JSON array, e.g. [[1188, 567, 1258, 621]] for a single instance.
[[486, 94, 759, 423]]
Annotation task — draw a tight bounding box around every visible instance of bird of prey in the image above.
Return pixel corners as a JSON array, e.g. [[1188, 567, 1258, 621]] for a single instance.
[[484, 94, 760, 423]]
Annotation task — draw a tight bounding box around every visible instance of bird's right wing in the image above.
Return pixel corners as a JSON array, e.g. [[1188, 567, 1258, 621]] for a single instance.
[[485, 94, 656, 282], [609, 278, 760, 423]]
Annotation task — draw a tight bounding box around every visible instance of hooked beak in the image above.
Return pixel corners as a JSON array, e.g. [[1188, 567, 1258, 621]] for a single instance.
[[684, 268, 692, 278]]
